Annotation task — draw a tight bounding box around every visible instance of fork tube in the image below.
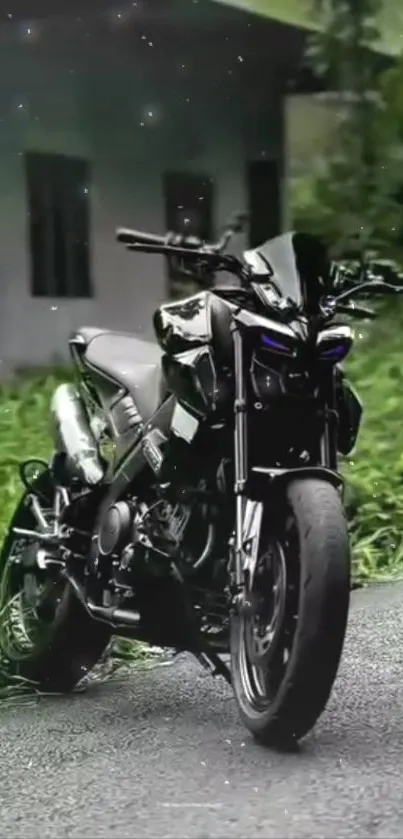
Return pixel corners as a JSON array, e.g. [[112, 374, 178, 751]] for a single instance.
[[232, 323, 247, 588], [319, 370, 338, 470]]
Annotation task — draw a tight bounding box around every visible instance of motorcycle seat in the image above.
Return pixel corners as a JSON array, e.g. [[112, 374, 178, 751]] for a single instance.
[[73, 327, 165, 421]]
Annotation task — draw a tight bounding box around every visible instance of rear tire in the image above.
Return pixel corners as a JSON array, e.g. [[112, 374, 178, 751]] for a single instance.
[[0, 473, 111, 692], [230, 478, 350, 746]]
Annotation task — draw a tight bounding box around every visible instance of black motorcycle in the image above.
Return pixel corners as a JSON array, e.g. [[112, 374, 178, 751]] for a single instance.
[[0, 214, 401, 745]]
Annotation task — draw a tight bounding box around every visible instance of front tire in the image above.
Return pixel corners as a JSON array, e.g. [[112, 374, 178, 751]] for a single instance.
[[230, 478, 350, 746], [0, 473, 111, 692]]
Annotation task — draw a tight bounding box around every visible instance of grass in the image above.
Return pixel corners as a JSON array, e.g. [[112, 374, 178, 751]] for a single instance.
[[344, 301, 403, 579], [0, 314, 402, 698]]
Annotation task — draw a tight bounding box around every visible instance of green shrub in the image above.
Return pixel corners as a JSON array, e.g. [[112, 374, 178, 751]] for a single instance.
[[344, 302, 403, 578]]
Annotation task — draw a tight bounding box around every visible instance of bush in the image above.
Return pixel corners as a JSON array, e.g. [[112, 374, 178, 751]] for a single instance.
[[344, 302, 403, 578]]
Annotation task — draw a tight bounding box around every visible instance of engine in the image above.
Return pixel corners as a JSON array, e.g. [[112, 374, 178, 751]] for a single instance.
[[98, 500, 134, 558], [90, 468, 231, 650], [96, 489, 216, 582]]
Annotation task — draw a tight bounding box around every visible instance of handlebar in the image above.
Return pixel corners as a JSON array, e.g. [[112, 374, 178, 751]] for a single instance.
[[335, 259, 403, 289], [116, 210, 249, 255], [116, 227, 167, 247], [116, 222, 403, 323]]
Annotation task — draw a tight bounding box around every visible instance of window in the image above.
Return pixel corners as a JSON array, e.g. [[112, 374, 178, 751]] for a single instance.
[[246, 159, 282, 248], [162, 170, 215, 299], [25, 151, 92, 298]]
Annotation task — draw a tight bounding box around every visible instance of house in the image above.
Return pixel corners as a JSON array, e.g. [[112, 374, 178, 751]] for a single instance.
[[0, 0, 396, 370]]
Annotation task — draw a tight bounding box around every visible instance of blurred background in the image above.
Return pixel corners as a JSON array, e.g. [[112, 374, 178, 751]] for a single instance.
[[1, 0, 403, 582], [1, 0, 400, 368]]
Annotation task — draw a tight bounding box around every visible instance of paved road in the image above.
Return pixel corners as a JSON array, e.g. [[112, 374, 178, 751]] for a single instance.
[[2, 583, 403, 838]]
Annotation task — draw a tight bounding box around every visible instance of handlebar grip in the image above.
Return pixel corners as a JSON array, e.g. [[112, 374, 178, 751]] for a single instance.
[[116, 227, 166, 246]]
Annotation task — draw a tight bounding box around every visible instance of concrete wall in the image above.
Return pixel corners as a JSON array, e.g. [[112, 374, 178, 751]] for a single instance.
[[285, 93, 347, 177], [0, 9, 285, 370]]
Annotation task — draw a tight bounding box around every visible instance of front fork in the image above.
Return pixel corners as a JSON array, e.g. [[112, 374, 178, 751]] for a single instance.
[[319, 369, 339, 472], [232, 324, 247, 594], [231, 323, 263, 610], [230, 329, 339, 607]]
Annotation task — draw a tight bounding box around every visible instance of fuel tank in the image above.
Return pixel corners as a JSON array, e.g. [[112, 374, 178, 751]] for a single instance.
[[161, 346, 233, 419], [153, 290, 234, 418]]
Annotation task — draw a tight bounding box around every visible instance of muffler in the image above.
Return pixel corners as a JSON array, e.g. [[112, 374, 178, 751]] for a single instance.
[[50, 383, 105, 486]]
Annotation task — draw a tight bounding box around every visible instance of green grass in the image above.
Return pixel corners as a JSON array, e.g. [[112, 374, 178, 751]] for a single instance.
[[344, 301, 403, 579], [0, 317, 402, 698]]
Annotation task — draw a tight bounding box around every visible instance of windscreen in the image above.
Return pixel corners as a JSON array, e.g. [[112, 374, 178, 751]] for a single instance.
[[243, 231, 330, 312]]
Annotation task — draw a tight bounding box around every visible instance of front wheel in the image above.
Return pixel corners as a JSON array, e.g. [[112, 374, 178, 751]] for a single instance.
[[230, 478, 350, 746]]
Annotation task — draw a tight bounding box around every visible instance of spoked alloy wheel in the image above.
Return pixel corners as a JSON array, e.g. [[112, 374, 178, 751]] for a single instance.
[[240, 539, 291, 708], [230, 478, 350, 747]]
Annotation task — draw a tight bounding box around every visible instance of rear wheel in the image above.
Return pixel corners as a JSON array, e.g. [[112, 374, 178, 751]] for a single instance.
[[230, 478, 350, 746], [0, 473, 111, 692]]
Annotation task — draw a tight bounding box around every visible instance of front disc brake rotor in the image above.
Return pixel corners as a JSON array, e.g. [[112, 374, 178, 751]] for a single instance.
[[244, 541, 287, 668]]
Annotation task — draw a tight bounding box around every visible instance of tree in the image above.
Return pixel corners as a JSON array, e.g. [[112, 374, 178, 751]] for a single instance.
[[291, 0, 403, 260]]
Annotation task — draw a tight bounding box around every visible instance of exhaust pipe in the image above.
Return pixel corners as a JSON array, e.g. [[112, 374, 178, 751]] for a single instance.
[[63, 569, 141, 629], [50, 383, 105, 486]]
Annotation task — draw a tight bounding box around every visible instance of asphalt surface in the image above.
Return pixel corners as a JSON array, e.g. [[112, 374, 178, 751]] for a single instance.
[[2, 583, 403, 838]]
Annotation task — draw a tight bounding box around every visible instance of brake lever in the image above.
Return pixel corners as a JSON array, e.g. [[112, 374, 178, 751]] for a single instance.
[[320, 295, 376, 321], [380, 283, 403, 294], [337, 302, 376, 320]]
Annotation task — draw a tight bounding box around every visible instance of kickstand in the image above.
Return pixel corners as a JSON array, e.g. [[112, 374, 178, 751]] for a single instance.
[[193, 651, 232, 685]]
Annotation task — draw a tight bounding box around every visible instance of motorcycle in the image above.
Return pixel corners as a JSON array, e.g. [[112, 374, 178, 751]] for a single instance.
[[0, 213, 401, 745]]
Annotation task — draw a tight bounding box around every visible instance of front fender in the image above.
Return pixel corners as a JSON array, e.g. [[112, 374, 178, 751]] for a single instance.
[[241, 466, 344, 583], [246, 465, 344, 502]]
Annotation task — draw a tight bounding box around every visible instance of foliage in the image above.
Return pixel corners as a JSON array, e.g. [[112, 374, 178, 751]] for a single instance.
[[289, 1, 403, 569], [345, 302, 403, 578], [291, 0, 403, 260]]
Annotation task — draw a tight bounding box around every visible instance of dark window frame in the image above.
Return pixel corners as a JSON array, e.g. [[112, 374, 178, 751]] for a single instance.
[[246, 159, 282, 248], [24, 150, 92, 299]]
